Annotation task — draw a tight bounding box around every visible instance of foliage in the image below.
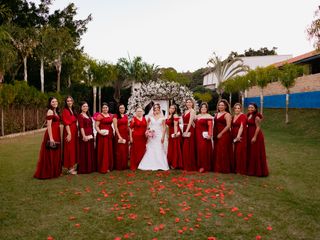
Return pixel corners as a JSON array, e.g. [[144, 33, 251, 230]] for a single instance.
[[231, 47, 278, 57], [307, 5, 320, 50], [159, 68, 191, 85], [279, 64, 304, 91]]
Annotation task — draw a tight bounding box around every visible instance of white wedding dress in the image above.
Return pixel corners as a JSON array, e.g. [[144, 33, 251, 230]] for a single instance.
[[138, 115, 169, 171]]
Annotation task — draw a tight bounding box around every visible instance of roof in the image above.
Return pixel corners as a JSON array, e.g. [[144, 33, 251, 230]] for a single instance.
[[273, 50, 320, 67]]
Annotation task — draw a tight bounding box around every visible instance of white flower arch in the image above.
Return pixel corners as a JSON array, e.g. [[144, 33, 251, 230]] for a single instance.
[[127, 80, 196, 117]]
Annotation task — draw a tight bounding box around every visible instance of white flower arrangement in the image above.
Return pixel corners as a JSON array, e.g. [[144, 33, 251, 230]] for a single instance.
[[127, 80, 197, 118]]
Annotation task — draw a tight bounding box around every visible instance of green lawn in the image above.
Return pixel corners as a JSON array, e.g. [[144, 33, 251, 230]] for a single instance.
[[1, 109, 319, 240]]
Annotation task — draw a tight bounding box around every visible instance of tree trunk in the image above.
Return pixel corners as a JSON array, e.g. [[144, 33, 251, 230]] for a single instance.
[[23, 56, 28, 82], [113, 82, 121, 104], [229, 93, 232, 106], [0, 70, 4, 84], [56, 55, 62, 92], [36, 109, 39, 129], [98, 86, 101, 111], [40, 58, 45, 93], [68, 76, 71, 88], [241, 92, 245, 106], [22, 106, 25, 132], [285, 90, 289, 124], [1, 107, 4, 136], [260, 88, 264, 115], [93, 86, 97, 114]]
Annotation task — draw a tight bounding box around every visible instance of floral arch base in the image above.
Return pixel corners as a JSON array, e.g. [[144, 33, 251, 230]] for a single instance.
[[127, 80, 196, 117]]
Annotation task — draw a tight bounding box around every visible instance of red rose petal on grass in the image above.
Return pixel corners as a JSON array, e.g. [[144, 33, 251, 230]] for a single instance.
[[189, 227, 194, 232], [237, 212, 243, 217], [175, 217, 180, 223], [74, 223, 81, 228], [231, 207, 239, 212], [116, 216, 124, 221], [243, 217, 249, 221], [194, 224, 200, 228], [153, 227, 159, 232], [159, 224, 165, 230], [147, 221, 153, 226], [47, 236, 54, 240], [68, 216, 76, 221], [256, 236, 262, 240], [83, 207, 90, 212], [114, 237, 121, 240], [207, 237, 217, 240], [178, 230, 184, 234], [267, 226, 272, 231], [248, 213, 253, 217]]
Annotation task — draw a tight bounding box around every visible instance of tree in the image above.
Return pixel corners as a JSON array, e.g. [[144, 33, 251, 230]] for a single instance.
[[307, 5, 320, 50], [231, 47, 278, 57], [279, 64, 304, 124], [159, 67, 191, 85], [7, 26, 38, 82], [252, 66, 278, 114], [220, 78, 239, 106], [49, 27, 74, 92], [0, 83, 16, 136], [207, 52, 249, 99]]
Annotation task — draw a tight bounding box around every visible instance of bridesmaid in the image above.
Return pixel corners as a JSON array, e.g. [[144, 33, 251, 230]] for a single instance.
[[195, 102, 213, 172], [78, 101, 96, 174], [231, 103, 247, 175], [165, 104, 183, 169], [129, 107, 147, 170], [95, 102, 114, 173], [247, 103, 269, 177], [213, 99, 233, 173], [113, 104, 129, 170], [61, 96, 77, 175], [34, 97, 62, 179], [182, 99, 197, 171]]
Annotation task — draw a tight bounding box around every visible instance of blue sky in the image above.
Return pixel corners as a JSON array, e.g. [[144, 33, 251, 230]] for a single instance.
[[50, 0, 319, 71]]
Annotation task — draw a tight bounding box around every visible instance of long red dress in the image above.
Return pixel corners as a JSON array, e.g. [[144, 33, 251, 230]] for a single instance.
[[231, 114, 247, 175], [34, 114, 62, 179], [213, 113, 233, 173], [61, 108, 77, 169], [78, 114, 96, 174], [113, 114, 129, 170], [195, 117, 213, 172], [129, 116, 147, 170], [96, 114, 114, 173], [182, 112, 197, 171], [247, 113, 269, 177], [165, 116, 183, 169]]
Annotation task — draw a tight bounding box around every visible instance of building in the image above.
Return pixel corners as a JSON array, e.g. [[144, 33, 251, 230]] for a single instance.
[[244, 50, 320, 108], [203, 55, 292, 89]]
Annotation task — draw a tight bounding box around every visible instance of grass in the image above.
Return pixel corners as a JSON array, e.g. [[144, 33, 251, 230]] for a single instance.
[[0, 109, 319, 240]]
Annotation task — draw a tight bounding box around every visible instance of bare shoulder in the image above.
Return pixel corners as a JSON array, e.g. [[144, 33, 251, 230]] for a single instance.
[[47, 109, 54, 116]]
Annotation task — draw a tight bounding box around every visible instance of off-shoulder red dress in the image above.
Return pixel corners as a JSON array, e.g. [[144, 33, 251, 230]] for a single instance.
[[165, 116, 183, 169], [34, 114, 62, 179]]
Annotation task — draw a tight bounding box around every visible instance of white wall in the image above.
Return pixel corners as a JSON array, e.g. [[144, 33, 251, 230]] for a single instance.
[[203, 55, 292, 89]]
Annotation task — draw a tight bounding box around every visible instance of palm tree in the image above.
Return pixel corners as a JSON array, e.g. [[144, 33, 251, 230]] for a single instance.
[[207, 52, 249, 99], [279, 64, 304, 123], [220, 78, 238, 106]]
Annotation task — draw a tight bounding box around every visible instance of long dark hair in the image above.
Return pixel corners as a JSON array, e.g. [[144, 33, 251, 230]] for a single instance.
[[79, 101, 91, 117], [217, 99, 230, 113], [116, 103, 126, 119], [248, 102, 258, 115], [47, 97, 59, 114], [64, 95, 76, 116], [169, 104, 177, 126]]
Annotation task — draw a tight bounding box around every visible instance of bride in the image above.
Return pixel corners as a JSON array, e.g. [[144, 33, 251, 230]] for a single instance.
[[138, 103, 169, 171]]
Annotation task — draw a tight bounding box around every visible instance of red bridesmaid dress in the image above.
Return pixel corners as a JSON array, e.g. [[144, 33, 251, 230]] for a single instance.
[[231, 114, 247, 175], [165, 116, 183, 169], [195, 118, 213, 172], [129, 116, 147, 170], [213, 113, 233, 173], [113, 114, 129, 170], [247, 113, 269, 177], [96, 114, 114, 173], [61, 108, 78, 169], [34, 114, 62, 179], [77, 114, 96, 174], [182, 112, 197, 171]]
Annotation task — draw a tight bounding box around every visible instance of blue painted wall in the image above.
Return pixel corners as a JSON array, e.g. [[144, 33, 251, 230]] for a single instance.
[[244, 91, 320, 108]]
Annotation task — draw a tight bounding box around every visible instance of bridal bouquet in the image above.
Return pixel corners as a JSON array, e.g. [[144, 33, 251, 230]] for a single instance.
[[146, 129, 155, 138]]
